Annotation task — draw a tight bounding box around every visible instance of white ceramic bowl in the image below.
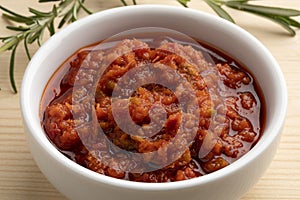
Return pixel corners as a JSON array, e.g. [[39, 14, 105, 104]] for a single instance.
[[20, 5, 287, 200]]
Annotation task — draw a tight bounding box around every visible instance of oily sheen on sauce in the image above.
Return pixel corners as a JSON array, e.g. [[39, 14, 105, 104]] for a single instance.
[[40, 32, 265, 183]]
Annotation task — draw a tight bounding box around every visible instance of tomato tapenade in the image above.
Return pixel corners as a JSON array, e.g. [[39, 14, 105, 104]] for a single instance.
[[41, 37, 264, 182]]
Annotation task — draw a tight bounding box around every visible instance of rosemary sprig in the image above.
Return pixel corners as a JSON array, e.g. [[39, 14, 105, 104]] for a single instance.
[[0, 0, 300, 93], [183, 0, 300, 35], [0, 0, 92, 93], [223, 1, 300, 35]]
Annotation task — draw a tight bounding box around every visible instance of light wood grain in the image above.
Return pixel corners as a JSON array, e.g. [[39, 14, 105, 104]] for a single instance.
[[0, 1, 299, 199]]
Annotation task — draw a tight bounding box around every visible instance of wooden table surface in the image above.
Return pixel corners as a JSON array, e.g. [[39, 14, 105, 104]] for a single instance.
[[0, 0, 299, 199]]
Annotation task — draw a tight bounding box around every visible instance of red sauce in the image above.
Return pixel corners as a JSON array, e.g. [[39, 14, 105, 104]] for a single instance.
[[41, 36, 265, 182]]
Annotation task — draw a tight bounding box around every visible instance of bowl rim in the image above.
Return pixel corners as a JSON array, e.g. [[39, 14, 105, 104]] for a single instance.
[[20, 4, 288, 191]]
